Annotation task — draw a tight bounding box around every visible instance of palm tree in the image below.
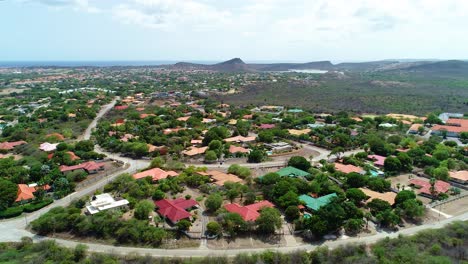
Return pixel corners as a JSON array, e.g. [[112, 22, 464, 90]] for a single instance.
[[429, 177, 437, 199]]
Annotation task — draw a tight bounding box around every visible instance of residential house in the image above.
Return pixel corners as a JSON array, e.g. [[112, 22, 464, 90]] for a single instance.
[[59, 161, 105, 174], [449, 170, 468, 185], [275, 166, 310, 178], [182, 146, 208, 157], [132, 167, 178, 182], [39, 142, 59, 152], [288, 128, 311, 136], [408, 124, 423, 134], [299, 193, 337, 211], [228, 145, 249, 155], [197, 170, 243, 186], [86, 193, 129, 215], [0, 141, 27, 151], [367, 155, 386, 167], [154, 198, 198, 224], [264, 142, 292, 153], [431, 118, 468, 138], [334, 163, 366, 174], [224, 200, 274, 221], [224, 135, 256, 143], [15, 184, 51, 203], [409, 179, 450, 197], [359, 188, 396, 205]]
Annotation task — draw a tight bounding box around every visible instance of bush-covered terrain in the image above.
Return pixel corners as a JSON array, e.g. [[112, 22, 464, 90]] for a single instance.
[[1, 220, 467, 264]]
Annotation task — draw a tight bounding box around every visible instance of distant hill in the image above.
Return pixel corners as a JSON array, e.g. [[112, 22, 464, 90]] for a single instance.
[[401, 60, 468, 71], [168, 58, 468, 74], [249, 61, 334, 71], [170, 58, 334, 72]]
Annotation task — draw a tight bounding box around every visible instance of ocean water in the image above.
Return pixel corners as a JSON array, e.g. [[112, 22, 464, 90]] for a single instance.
[[0, 60, 218, 68]]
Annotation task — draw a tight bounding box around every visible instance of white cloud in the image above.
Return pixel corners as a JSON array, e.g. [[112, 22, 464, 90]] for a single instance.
[[113, 0, 232, 31], [28, 0, 100, 13]]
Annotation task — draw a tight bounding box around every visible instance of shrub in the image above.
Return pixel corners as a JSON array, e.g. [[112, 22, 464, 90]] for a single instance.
[[0, 206, 24, 218], [23, 199, 53, 213]]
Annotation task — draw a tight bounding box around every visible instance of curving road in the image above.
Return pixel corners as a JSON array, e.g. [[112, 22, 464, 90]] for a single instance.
[[0, 98, 466, 257]]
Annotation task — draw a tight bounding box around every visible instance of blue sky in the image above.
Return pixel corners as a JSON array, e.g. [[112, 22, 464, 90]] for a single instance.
[[1, 0, 468, 62]]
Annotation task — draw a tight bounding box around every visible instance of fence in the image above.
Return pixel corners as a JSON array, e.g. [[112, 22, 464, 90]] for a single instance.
[[427, 192, 468, 208], [75, 164, 128, 190]]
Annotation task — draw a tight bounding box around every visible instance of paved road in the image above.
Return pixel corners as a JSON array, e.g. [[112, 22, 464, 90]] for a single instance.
[[77, 97, 118, 141], [20, 211, 468, 257]]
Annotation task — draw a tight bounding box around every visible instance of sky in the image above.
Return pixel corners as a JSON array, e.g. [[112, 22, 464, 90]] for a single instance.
[[1, 0, 468, 62]]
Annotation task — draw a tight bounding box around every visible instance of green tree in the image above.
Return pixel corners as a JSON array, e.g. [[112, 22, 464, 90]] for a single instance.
[[399, 199, 425, 220], [384, 157, 402, 175], [175, 219, 191, 231], [221, 213, 247, 236], [208, 140, 223, 157], [150, 157, 165, 168], [73, 244, 88, 262], [287, 156, 311, 171], [152, 190, 166, 200], [368, 199, 392, 216], [0, 179, 17, 210], [248, 148, 266, 163], [376, 209, 400, 227], [397, 152, 413, 172], [330, 147, 345, 159], [204, 150, 218, 163], [205, 193, 223, 212], [344, 218, 364, 235], [395, 190, 416, 205], [206, 221, 222, 236], [134, 200, 155, 220], [258, 131, 274, 143], [255, 207, 282, 235], [284, 205, 300, 222], [346, 173, 368, 188], [346, 188, 368, 205]]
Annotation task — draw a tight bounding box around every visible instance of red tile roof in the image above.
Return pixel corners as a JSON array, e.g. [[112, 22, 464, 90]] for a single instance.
[[16, 184, 51, 202], [367, 155, 386, 167], [224, 200, 274, 221], [409, 179, 450, 195], [132, 167, 178, 181], [259, 124, 275, 129], [0, 141, 27, 150], [229, 145, 249, 154], [114, 105, 129, 110], [154, 198, 198, 223], [59, 161, 104, 173], [334, 163, 365, 174], [46, 133, 65, 141]]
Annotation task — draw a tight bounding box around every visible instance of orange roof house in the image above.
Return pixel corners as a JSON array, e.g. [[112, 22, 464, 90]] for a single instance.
[[132, 168, 178, 181], [229, 145, 249, 154], [16, 184, 51, 202], [177, 116, 190, 122], [0, 141, 27, 151], [140, 113, 156, 119], [59, 161, 105, 174], [449, 170, 468, 184], [182, 146, 208, 156], [224, 200, 274, 221], [334, 163, 365, 174], [224, 135, 256, 143], [197, 170, 243, 186], [359, 188, 396, 205], [288, 129, 311, 136]]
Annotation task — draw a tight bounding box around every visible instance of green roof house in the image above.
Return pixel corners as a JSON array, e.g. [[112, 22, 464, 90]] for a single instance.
[[299, 193, 337, 211], [276, 166, 310, 178]]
